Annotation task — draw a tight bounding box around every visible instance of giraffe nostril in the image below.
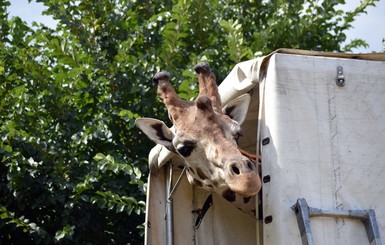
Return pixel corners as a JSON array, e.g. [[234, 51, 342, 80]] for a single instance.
[[247, 161, 255, 171], [231, 165, 240, 175]]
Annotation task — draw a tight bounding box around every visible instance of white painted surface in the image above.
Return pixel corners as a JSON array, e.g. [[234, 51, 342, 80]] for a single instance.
[[261, 53, 385, 244]]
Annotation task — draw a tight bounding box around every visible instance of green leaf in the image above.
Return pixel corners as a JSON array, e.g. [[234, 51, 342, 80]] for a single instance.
[[93, 153, 106, 161], [116, 202, 125, 213], [105, 155, 114, 164], [55, 225, 75, 241], [0, 211, 9, 219]]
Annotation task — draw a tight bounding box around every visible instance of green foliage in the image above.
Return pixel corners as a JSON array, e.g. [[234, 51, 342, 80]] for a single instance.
[[0, 0, 378, 243], [220, 19, 254, 63]]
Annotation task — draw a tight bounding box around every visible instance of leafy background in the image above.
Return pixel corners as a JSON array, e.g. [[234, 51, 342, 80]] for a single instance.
[[0, 0, 380, 243]]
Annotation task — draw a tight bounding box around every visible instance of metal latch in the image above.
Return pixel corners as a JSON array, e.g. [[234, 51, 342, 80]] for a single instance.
[[336, 66, 345, 87]]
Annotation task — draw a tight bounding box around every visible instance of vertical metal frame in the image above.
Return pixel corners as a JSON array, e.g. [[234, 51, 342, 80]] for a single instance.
[[165, 164, 174, 245]]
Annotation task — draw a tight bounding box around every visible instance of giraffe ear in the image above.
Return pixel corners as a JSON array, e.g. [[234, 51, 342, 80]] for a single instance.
[[222, 94, 250, 125], [135, 118, 175, 151]]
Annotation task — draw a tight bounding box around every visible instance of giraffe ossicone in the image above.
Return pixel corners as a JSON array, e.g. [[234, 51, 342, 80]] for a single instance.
[[136, 62, 261, 215]]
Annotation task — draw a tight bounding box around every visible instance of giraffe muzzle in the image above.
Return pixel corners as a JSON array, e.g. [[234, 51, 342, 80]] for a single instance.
[[225, 159, 261, 196]]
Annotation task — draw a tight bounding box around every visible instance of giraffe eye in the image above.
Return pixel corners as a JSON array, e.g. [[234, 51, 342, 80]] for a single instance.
[[177, 145, 194, 157], [177, 141, 195, 157]]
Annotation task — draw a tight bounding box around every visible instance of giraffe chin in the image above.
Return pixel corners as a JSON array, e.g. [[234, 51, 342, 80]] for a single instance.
[[226, 172, 261, 197]]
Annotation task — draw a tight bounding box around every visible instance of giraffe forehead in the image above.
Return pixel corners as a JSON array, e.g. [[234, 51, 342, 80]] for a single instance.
[[173, 111, 239, 158], [175, 108, 232, 137]]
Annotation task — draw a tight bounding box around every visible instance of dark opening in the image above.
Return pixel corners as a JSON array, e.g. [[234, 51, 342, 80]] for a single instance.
[[232, 165, 240, 175]]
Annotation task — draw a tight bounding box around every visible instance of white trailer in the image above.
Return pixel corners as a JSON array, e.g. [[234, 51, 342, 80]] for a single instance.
[[144, 49, 385, 245]]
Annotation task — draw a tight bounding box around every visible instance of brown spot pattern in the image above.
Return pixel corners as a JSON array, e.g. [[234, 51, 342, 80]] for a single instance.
[[192, 178, 203, 187], [196, 167, 208, 180], [222, 188, 236, 202], [243, 196, 251, 204], [188, 167, 195, 175], [212, 180, 219, 188]]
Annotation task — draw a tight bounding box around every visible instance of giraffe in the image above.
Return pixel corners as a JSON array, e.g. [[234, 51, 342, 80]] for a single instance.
[[136, 62, 261, 215]]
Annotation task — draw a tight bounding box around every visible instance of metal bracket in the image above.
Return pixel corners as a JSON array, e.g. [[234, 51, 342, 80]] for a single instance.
[[167, 166, 186, 201], [336, 66, 345, 87], [292, 198, 382, 245]]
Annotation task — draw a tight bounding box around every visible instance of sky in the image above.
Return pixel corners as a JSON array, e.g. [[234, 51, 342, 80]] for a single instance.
[[7, 0, 385, 53]]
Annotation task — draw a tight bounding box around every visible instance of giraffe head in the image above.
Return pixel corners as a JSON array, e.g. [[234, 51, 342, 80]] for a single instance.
[[136, 62, 261, 200]]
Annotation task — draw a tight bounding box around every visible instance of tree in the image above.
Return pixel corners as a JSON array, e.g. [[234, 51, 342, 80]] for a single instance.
[[0, 0, 378, 243], [383, 38, 385, 52]]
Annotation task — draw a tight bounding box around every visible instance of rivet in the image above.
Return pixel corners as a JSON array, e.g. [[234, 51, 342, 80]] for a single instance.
[[263, 175, 271, 183], [262, 137, 270, 145], [264, 215, 273, 224]]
